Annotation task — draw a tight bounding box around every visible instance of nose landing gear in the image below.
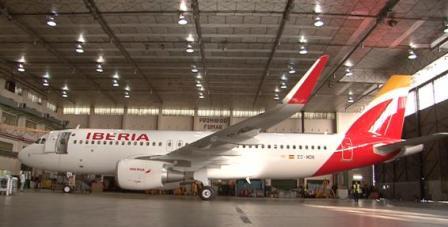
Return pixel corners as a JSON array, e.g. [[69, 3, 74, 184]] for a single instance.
[[199, 186, 215, 200]]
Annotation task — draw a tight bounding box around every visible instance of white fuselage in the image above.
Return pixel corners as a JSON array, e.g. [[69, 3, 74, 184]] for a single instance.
[[20, 129, 346, 179]]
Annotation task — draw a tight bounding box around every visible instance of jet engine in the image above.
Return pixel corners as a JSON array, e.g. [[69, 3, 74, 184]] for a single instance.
[[116, 159, 184, 190]]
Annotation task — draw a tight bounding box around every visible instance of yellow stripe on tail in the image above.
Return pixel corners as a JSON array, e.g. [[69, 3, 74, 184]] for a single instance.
[[375, 75, 412, 99]]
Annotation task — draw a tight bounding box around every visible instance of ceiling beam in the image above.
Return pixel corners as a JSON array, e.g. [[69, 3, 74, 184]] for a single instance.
[[7, 10, 445, 22], [190, 0, 214, 101], [0, 2, 118, 105], [252, 0, 295, 106], [82, 0, 162, 104]]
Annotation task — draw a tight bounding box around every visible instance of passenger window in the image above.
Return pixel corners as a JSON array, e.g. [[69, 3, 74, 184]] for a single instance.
[[128, 141, 131, 145], [311, 145, 314, 150], [286, 145, 290, 149], [115, 141, 119, 145], [261, 145, 265, 149], [109, 141, 113, 145], [85, 141, 89, 145], [140, 142, 144, 146], [324, 146, 327, 150], [299, 145, 302, 149], [73, 140, 77, 144], [71, 133, 76, 137], [146, 142, 150, 146], [268, 145, 271, 149], [152, 142, 156, 146], [255, 145, 258, 148], [274, 145, 277, 149], [79, 140, 83, 144], [97, 141, 101, 145], [305, 145, 308, 149], [103, 141, 107, 145], [293, 145, 296, 149], [249, 145, 252, 148], [134, 141, 137, 145], [280, 145, 284, 149], [168, 142, 172, 147], [41, 138, 46, 144], [178, 142, 182, 147], [121, 141, 125, 145], [317, 146, 321, 150], [159, 142, 162, 146]]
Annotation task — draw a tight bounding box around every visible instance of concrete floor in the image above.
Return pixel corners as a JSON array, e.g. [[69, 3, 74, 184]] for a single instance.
[[1, 191, 448, 227]]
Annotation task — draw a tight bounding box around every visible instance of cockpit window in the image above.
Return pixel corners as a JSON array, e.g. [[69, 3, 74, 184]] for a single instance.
[[35, 139, 41, 144], [40, 138, 46, 144]]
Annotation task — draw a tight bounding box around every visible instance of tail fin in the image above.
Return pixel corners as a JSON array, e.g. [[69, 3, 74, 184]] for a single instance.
[[344, 75, 412, 140]]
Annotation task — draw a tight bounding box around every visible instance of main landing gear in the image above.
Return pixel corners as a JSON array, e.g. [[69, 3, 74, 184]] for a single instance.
[[199, 186, 216, 200]]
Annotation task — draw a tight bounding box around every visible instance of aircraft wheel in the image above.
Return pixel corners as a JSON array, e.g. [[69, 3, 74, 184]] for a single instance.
[[63, 185, 72, 193], [199, 186, 215, 200]]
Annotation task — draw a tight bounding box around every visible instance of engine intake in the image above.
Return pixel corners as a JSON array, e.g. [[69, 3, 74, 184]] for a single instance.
[[116, 159, 184, 190]]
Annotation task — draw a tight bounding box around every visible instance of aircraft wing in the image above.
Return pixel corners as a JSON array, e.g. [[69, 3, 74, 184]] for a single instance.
[[151, 55, 329, 164], [375, 133, 448, 155]]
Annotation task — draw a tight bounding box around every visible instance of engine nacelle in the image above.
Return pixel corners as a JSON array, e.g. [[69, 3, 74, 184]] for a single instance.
[[116, 159, 184, 190]]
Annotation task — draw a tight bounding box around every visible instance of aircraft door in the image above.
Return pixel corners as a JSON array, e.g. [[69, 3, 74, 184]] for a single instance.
[[44, 131, 70, 154], [341, 137, 353, 161], [44, 131, 59, 153]]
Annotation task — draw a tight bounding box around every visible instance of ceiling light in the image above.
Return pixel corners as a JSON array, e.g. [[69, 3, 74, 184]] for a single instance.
[[281, 74, 288, 81], [408, 49, 417, 60], [43, 73, 50, 79], [186, 34, 194, 42], [198, 92, 203, 96], [62, 94, 68, 98], [78, 34, 85, 43], [444, 24, 448, 33], [195, 73, 202, 79], [112, 73, 119, 79], [195, 83, 202, 88], [198, 87, 205, 91], [124, 94, 130, 98], [288, 65, 296, 74], [47, 16, 57, 27], [18, 56, 26, 63], [75, 44, 84, 53], [191, 65, 199, 73], [124, 85, 131, 91], [17, 64, 25, 72], [345, 67, 353, 77], [62, 85, 69, 91], [314, 16, 324, 27], [199, 95, 205, 99], [97, 55, 104, 63], [348, 90, 353, 96], [96, 64, 103, 72], [178, 13, 188, 25], [280, 82, 287, 89], [43, 80, 49, 87], [113, 83, 119, 87], [274, 87, 280, 93], [299, 35, 307, 43], [347, 96, 354, 103], [299, 45, 308, 55], [186, 43, 194, 53], [274, 96, 280, 100]]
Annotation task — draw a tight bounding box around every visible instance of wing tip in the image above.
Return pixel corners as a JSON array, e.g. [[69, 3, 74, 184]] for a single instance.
[[284, 55, 329, 104]]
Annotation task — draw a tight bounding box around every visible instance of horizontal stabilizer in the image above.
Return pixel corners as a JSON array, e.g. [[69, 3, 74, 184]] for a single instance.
[[376, 133, 448, 154]]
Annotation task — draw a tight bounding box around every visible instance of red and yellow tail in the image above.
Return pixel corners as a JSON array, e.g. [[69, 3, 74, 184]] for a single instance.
[[345, 75, 412, 140]]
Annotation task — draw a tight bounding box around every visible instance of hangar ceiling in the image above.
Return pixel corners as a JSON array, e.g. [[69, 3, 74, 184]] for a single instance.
[[0, 0, 447, 112]]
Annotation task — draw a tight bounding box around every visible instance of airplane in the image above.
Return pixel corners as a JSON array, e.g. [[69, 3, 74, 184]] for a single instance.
[[18, 55, 447, 200]]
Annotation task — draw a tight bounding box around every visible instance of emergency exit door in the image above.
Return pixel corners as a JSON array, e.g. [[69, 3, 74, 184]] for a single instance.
[[341, 137, 353, 161]]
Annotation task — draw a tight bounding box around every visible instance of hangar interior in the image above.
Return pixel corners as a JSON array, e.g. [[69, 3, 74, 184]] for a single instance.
[[0, 0, 448, 202]]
